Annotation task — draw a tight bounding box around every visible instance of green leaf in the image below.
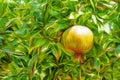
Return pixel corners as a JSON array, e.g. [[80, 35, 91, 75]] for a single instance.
[[29, 38, 47, 54], [55, 20, 69, 32], [94, 58, 100, 70], [28, 54, 37, 68], [90, 0, 95, 10], [8, 62, 21, 75], [115, 45, 120, 54]]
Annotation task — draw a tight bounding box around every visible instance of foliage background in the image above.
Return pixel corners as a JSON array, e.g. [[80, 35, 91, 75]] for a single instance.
[[0, 0, 120, 80]]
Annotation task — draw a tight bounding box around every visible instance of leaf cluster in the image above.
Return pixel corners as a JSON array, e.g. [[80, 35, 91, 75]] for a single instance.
[[0, 0, 120, 80]]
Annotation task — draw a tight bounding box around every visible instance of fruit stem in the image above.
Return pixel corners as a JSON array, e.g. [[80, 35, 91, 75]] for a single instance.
[[74, 53, 83, 64]]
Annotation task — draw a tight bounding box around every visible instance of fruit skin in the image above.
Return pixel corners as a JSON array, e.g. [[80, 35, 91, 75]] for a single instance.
[[61, 25, 93, 57]]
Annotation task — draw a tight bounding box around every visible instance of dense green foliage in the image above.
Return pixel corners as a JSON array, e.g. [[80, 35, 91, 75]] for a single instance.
[[0, 0, 120, 80]]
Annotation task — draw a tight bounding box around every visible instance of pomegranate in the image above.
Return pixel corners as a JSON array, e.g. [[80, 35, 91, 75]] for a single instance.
[[61, 25, 93, 58]]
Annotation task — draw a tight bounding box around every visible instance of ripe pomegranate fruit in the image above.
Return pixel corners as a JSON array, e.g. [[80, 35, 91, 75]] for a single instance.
[[61, 25, 93, 59]]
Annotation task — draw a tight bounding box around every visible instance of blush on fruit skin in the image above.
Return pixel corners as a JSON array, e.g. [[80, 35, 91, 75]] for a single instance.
[[61, 25, 93, 58]]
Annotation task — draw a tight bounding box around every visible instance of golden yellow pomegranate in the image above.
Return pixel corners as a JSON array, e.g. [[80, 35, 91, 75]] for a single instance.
[[61, 25, 93, 57]]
